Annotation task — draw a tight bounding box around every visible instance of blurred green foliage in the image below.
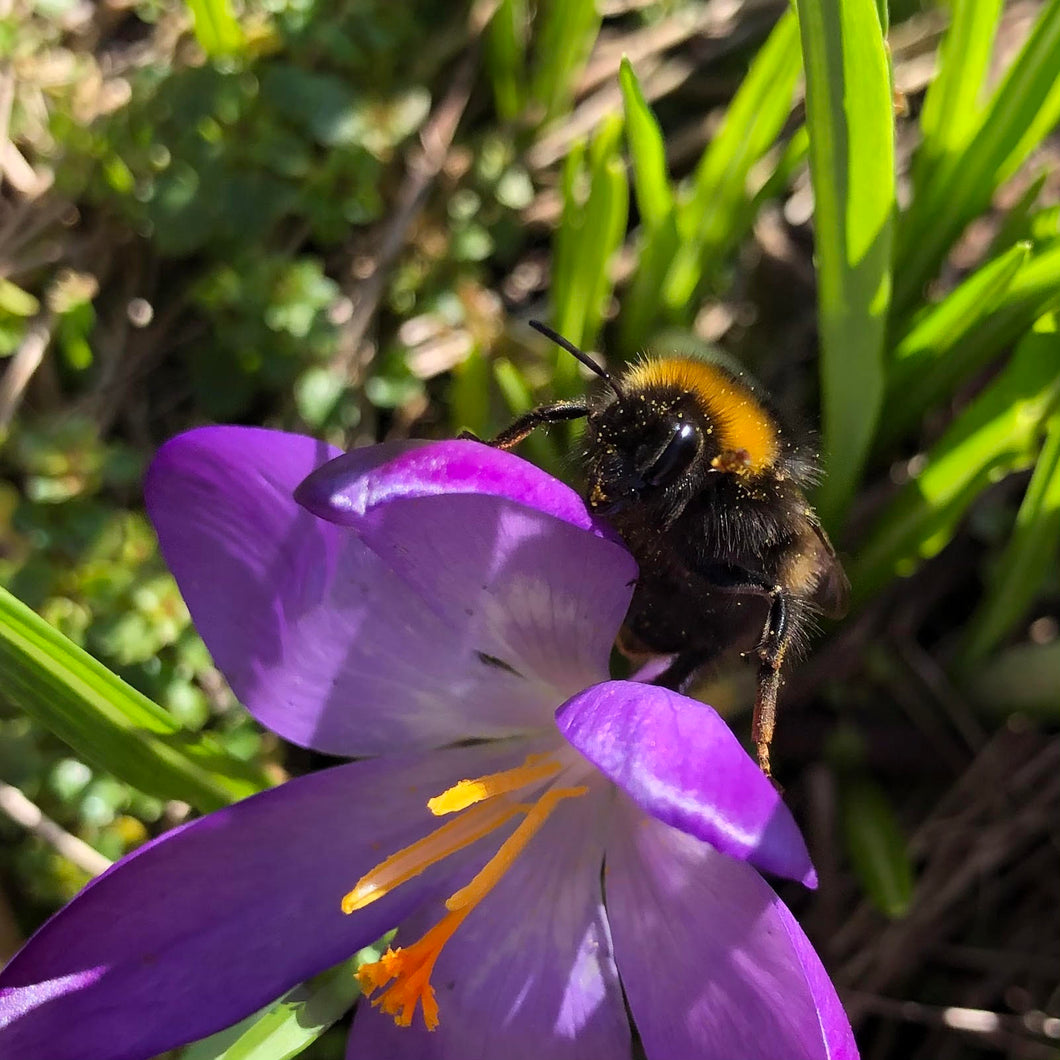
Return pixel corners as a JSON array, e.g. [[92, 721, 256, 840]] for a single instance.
[[1, 0, 1060, 1055]]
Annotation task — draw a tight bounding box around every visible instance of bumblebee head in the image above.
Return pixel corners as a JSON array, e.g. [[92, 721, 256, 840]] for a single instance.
[[583, 387, 717, 518], [525, 322, 781, 520]]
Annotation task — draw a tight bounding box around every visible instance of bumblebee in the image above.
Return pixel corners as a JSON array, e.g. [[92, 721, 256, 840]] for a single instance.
[[474, 320, 848, 779]]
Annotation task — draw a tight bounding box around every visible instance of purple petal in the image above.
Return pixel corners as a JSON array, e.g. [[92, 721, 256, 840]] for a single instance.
[[0, 742, 534, 1060], [147, 428, 635, 756], [295, 439, 616, 539], [346, 784, 629, 1060], [606, 802, 858, 1060], [556, 681, 815, 886]]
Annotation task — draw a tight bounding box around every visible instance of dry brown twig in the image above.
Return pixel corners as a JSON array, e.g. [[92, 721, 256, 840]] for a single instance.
[[0, 781, 112, 879]]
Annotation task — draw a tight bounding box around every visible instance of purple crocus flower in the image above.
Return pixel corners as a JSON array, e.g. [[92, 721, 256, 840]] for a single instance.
[[0, 427, 857, 1060]]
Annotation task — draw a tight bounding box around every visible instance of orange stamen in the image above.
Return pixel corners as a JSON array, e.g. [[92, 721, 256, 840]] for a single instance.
[[445, 786, 587, 911], [355, 907, 471, 1030], [341, 798, 520, 914], [350, 762, 587, 1032], [427, 753, 561, 815]]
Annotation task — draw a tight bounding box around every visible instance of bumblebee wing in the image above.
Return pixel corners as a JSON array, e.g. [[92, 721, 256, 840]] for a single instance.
[[806, 519, 850, 619]]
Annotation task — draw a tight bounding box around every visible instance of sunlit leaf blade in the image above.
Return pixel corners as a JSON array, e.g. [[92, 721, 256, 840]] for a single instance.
[[618, 215, 679, 356], [577, 154, 628, 353], [529, 0, 601, 122], [989, 169, 1048, 255], [880, 242, 1031, 447], [0, 278, 40, 317], [914, 0, 1003, 186], [619, 57, 674, 232], [0, 585, 269, 813], [840, 778, 913, 919], [928, 239, 1060, 403], [961, 410, 1060, 665], [662, 10, 802, 313], [181, 955, 365, 1060], [894, 0, 1060, 315], [492, 357, 560, 473], [486, 0, 528, 122], [795, 0, 894, 527], [552, 115, 627, 364], [851, 320, 1060, 605], [748, 125, 810, 216], [449, 346, 492, 440], [184, 0, 246, 57]]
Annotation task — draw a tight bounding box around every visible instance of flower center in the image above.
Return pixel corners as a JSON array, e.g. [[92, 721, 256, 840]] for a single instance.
[[342, 753, 587, 1031]]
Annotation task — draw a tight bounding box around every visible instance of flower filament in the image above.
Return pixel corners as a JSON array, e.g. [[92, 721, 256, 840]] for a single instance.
[[342, 753, 587, 1030]]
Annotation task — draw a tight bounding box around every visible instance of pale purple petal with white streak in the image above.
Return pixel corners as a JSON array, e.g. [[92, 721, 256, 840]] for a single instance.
[[606, 801, 858, 1060]]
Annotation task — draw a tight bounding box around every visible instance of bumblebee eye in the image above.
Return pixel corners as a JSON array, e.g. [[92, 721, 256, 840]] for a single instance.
[[641, 421, 701, 487]]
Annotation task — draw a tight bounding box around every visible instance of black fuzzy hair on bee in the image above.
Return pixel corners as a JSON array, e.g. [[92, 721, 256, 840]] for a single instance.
[[473, 321, 849, 780]]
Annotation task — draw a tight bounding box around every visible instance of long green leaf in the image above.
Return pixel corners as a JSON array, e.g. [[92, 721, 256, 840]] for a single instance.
[[662, 10, 802, 313], [923, 239, 1060, 405], [492, 357, 559, 473], [529, 0, 601, 122], [182, 955, 367, 1060], [961, 409, 1060, 665], [840, 777, 913, 919], [184, 0, 246, 57], [619, 57, 674, 232], [486, 0, 528, 122], [0, 585, 269, 812], [914, 0, 1003, 185], [879, 241, 1031, 446], [894, 0, 1060, 315], [988, 169, 1048, 256], [796, 0, 895, 527], [552, 115, 627, 363], [851, 320, 1060, 605]]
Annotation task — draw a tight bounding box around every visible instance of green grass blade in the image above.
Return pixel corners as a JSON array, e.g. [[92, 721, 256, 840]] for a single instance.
[[529, 0, 601, 122], [989, 170, 1048, 255], [618, 216, 679, 356], [796, 0, 895, 527], [880, 241, 1031, 446], [182, 954, 367, 1060], [851, 320, 1060, 605], [184, 0, 246, 57], [0, 585, 268, 812], [619, 57, 674, 232], [748, 125, 810, 215], [840, 777, 914, 919], [486, 0, 528, 122], [552, 138, 586, 309], [492, 357, 560, 473], [914, 239, 1060, 412], [915, 0, 1003, 184], [961, 409, 1060, 665], [894, 0, 1060, 316], [448, 347, 492, 439], [552, 115, 627, 364], [616, 57, 677, 355], [662, 10, 802, 313]]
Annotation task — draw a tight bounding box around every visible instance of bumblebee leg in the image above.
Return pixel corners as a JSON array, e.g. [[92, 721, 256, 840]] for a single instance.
[[466, 402, 590, 451], [751, 591, 791, 781]]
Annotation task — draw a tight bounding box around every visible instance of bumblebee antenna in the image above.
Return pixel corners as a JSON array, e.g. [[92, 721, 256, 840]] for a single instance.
[[528, 319, 622, 398]]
